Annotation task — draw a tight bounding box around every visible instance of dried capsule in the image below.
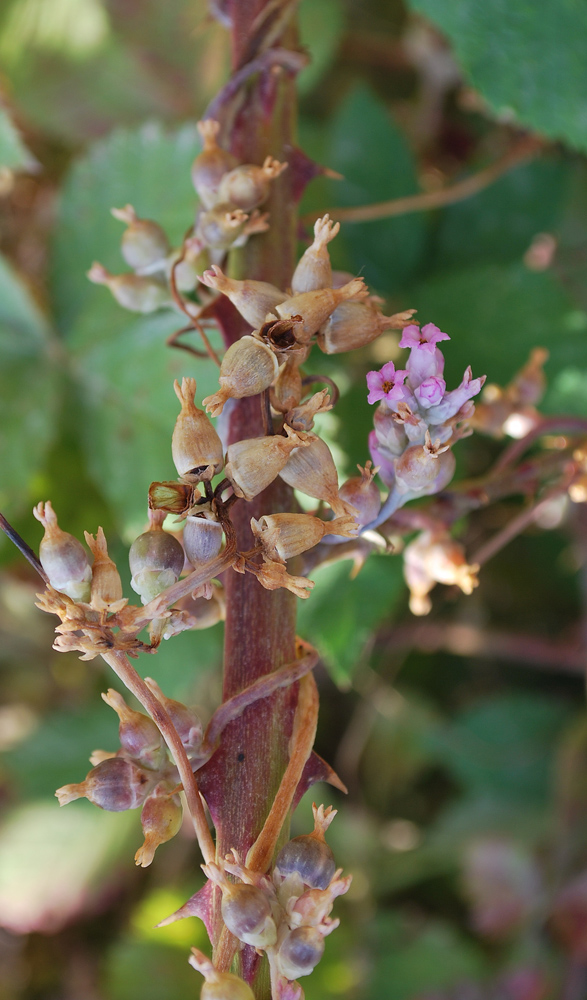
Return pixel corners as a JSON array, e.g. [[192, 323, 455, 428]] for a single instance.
[[202, 863, 276, 949], [318, 301, 416, 354], [111, 204, 170, 273], [172, 377, 224, 482], [195, 204, 249, 250], [216, 156, 287, 212], [33, 501, 92, 602], [129, 511, 185, 604], [225, 426, 309, 501], [251, 512, 357, 563], [101, 688, 167, 771], [192, 119, 239, 209], [199, 265, 287, 329], [55, 757, 154, 811], [135, 786, 183, 867], [84, 527, 126, 612], [339, 462, 381, 526], [182, 514, 224, 566], [274, 278, 368, 344], [189, 949, 255, 1000], [279, 432, 357, 518], [291, 214, 340, 294], [275, 804, 337, 890], [202, 335, 280, 417], [278, 926, 325, 980], [148, 480, 199, 515], [87, 262, 171, 312], [270, 355, 304, 413], [286, 389, 332, 432]]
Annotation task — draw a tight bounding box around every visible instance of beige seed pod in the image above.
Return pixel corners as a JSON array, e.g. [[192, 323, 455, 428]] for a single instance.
[[279, 432, 357, 518], [270, 355, 304, 413], [189, 949, 255, 1000], [110, 204, 170, 274], [251, 512, 358, 563], [87, 263, 171, 313], [172, 377, 224, 482], [224, 425, 309, 501], [318, 302, 417, 354], [195, 204, 250, 251], [84, 527, 127, 612], [274, 277, 368, 344], [216, 155, 287, 212], [198, 264, 287, 329], [291, 214, 340, 294], [202, 336, 280, 417], [33, 501, 92, 602], [286, 389, 332, 432], [192, 119, 239, 209], [254, 560, 315, 599]]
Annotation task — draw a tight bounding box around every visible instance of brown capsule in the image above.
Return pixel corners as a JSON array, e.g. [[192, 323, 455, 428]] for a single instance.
[[286, 388, 332, 432], [148, 481, 199, 515], [279, 432, 357, 518], [216, 155, 287, 212], [33, 501, 92, 602], [291, 214, 340, 294], [251, 512, 357, 563], [253, 560, 315, 599], [172, 377, 224, 482], [202, 335, 280, 417], [192, 119, 239, 209], [278, 926, 325, 980], [101, 688, 167, 771], [55, 757, 154, 811], [318, 301, 416, 354], [270, 354, 304, 413], [182, 514, 224, 566], [84, 527, 126, 612], [224, 425, 309, 501], [111, 204, 170, 273], [339, 462, 381, 526], [195, 204, 249, 250], [274, 277, 368, 344], [189, 950, 255, 1000], [199, 264, 287, 329], [135, 786, 183, 867], [87, 262, 171, 312]]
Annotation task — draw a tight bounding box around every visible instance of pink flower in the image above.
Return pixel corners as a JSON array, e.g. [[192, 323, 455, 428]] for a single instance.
[[415, 375, 446, 409], [366, 361, 408, 405], [399, 322, 450, 354], [426, 366, 486, 423]]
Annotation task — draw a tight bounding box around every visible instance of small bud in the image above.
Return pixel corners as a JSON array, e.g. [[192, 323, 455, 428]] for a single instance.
[[339, 462, 381, 526], [225, 425, 309, 501], [216, 156, 287, 212], [149, 480, 198, 515], [202, 335, 280, 416], [135, 786, 183, 867], [291, 214, 339, 294], [56, 756, 154, 811], [278, 926, 325, 980], [182, 514, 224, 566], [111, 204, 170, 273], [373, 403, 408, 456], [202, 862, 277, 949], [87, 263, 171, 312], [199, 265, 287, 329], [129, 512, 185, 604], [251, 512, 357, 563], [279, 432, 357, 518], [274, 278, 368, 344], [394, 432, 450, 493], [101, 688, 167, 770], [270, 355, 304, 413], [195, 204, 249, 250], [33, 501, 92, 602], [275, 804, 337, 890], [192, 119, 239, 209], [172, 377, 224, 482], [286, 389, 332, 432], [369, 432, 396, 489], [318, 301, 415, 354], [189, 949, 255, 1000], [84, 527, 126, 612], [144, 677, 203, 757]]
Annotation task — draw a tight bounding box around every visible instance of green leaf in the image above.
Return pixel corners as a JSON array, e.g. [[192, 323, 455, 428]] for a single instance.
[[297, 554, 405, 686], [298, 0, 346, 96], [0, 105, 36, 172], [0, 253, 59, 522], [408, 0, 587, 152]]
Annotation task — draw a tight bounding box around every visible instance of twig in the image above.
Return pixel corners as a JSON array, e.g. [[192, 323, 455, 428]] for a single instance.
[[494, 416, 587, 472], [301, 373, 340, 407], [303, 135, 542, 225], [101, 649, 216, 864], [166, 323, 211, 360], [0, 512, 49, 584], [169, 253, 222, 366]]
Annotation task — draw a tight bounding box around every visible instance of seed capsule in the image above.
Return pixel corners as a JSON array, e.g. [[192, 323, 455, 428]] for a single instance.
[[199, 265, 287, 329], [172, 377, 224, 482], [102, 688, 167, 770], [395, 432, 450, 493], [192, 119, 239, 209], [274, 278, 368, 344], [275, 803, 337, 890], [202, 863, 276, 949], [291, 214, 339, 294], [144, 677, 203, 757], [148, 481, 198, 515], [251, 512, 357, 563], [318, 301, 416, 354], [195, 204, 249, 250], [129, 512, 185, 604], [33, 501, 92, 602], [368, 432, 396, 490], [279, 432, 357, 518], [189, 949, 255, 1000], [111, 204, 170, 273], [55, 756, 154, 811], [403, 529, 479, 616], [286, 389, 332, 432], [373, 403, 408, 456], [278, 926, 325, 980], [135, 786, 183, 867], [87, 262, 171, 312], [182, 514, 224, 566], [270, 355, 304, 413], [216, 156, 287, 212], [202, 335, 280, 417], [339, 462, 381, 526], [166, 241, 209, 293], [84, 527, 126, 612], [225, 426, 309, 501]]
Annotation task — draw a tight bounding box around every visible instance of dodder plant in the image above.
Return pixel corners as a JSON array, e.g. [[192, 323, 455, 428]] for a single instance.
[[4, 4, 587, 999]]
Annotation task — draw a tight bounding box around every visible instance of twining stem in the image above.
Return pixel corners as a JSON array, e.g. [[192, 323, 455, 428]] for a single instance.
[[100, 649, 216, 864]]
